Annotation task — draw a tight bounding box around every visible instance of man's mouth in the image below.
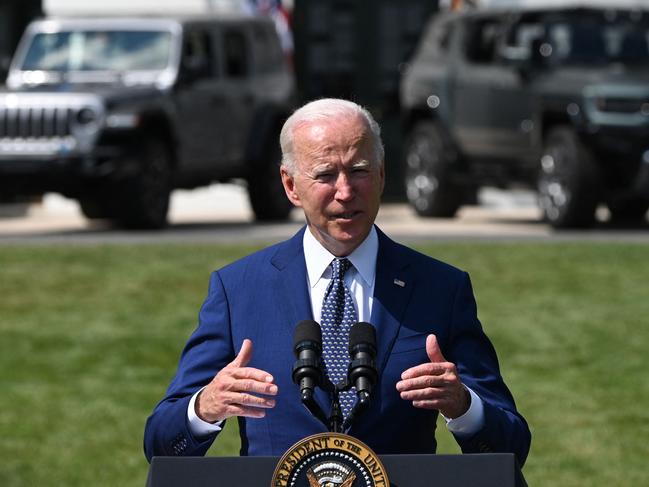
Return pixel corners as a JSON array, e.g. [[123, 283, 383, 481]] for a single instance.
[[331, 211, 359, 220]]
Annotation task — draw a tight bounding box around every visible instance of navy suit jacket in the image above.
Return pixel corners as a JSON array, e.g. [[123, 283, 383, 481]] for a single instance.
[[144, 227, 531, 465]]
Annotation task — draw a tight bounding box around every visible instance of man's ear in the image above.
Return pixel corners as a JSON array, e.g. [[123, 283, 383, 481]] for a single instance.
[[280, 166, 302, 207]]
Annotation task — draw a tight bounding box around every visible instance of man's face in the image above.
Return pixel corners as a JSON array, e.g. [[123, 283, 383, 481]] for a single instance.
[[281, 114, 385, 256]]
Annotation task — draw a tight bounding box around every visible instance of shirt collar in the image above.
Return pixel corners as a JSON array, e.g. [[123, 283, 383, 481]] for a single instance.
[[303, 226, 378, 289]]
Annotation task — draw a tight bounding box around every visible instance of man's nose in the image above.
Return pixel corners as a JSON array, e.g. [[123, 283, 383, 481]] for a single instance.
[[334, 173, 354, 201]]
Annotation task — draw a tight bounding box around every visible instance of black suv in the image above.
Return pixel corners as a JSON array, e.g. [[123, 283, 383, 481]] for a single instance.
[[401, 6, 649, 228], [0, 15, 296, 228]]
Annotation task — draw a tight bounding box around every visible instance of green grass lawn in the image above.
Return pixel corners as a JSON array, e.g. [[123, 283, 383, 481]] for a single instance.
[[1, 241, 647, 486]]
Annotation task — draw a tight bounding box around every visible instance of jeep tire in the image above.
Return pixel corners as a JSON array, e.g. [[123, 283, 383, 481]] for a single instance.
[[404, 121, 462, 218], [247, 135, 293, 221], [78, 196, 114, 220], [538, 126, 600, 228], [607, 197, 649, 224], [116, 137, 172, 229]]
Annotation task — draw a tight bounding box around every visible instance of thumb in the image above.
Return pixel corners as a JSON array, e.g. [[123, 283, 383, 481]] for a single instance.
[[426, 334, 446, 363], [231, 339, 254, 368]]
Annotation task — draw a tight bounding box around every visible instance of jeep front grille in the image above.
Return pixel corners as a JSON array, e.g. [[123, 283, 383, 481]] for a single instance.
[[595, 97, 649, 115], [0, 106, 75, 138]]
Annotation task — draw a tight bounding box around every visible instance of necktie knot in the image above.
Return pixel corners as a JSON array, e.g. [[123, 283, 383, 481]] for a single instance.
[[331, 257, 352, 280]]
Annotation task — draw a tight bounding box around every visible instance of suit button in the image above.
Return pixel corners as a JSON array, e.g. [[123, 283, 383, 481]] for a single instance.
[[171, 434, 187, 455]]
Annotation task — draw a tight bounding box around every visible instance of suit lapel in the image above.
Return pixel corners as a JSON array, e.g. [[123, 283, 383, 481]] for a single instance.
[[270, 226, 313, 326], [371, 228, 415, 375]]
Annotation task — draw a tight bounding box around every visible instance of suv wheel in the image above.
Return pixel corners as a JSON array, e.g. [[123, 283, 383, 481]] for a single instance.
[[117, 138, 172, 229], [404, 121, 462, 217], [607, 198, 649, 224], [247, 136, 293, 221], [79, 196, 113, 220], [538, 126, 600, 228]]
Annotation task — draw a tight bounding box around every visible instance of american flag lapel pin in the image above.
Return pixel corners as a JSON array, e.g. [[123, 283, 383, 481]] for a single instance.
[[393, 278, 405, 288]]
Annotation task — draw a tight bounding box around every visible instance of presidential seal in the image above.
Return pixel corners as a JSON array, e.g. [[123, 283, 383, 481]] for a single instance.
[[271, 433, 389, 487]]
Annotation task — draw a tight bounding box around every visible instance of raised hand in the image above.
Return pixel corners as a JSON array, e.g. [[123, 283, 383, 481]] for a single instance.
[[195, 339, 278, 423], [396, 334, 470, 419]]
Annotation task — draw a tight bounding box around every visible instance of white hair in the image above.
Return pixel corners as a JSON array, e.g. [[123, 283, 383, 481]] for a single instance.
[[279, 98, 384, 174]]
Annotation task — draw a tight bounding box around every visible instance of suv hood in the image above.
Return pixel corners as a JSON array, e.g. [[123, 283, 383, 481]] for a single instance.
[[0, 83, 162, 103], [537, 65, 649, 96]]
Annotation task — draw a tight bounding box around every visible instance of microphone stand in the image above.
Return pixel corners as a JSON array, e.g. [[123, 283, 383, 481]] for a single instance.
[[328, 378, 372, 433], [301, 389, 329, 428], [328, 386, 344, 433], [300, 375, 372, 433]]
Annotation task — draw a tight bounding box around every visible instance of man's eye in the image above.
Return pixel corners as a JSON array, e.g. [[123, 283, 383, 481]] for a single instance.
[[351, 167, 370, 176], [315, 173, 334, 181]]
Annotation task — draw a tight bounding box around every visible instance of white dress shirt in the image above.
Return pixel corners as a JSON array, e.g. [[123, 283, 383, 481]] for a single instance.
[[188, 226, 484, 438]]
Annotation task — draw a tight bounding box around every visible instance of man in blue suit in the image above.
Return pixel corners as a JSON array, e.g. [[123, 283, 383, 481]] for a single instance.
[[144, 99, 531, 465]]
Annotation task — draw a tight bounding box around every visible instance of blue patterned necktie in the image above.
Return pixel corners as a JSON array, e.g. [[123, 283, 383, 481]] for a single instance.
[[320, 257, 357, 417]]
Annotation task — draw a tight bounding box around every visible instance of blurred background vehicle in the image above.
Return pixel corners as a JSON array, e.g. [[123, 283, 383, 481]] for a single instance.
[[3, 0, 649, 229], [401, 1, 649, 228], [0, 9, 296, 228]]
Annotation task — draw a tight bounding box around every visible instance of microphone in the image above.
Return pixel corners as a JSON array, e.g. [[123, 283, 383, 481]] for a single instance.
[[348, 322, 378, 407], [292, 320, 324, 402]]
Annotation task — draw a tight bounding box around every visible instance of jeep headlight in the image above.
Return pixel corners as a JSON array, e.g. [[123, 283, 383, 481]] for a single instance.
[[76, 107, 99, 125]]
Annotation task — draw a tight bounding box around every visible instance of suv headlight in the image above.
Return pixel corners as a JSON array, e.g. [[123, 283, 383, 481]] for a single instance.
[[76, 107, 99, 125]]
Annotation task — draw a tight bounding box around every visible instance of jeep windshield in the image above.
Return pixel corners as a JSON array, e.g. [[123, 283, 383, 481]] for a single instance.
[[544, 12, 649, 67], [16, 30, 173, 83]]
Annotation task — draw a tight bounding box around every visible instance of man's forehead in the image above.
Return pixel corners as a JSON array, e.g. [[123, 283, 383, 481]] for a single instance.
[[294, 114, 368, 141]]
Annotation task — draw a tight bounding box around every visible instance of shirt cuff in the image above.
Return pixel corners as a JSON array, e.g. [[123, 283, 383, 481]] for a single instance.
[[187, 388, 224, 438], [443, 386, 485, 438]]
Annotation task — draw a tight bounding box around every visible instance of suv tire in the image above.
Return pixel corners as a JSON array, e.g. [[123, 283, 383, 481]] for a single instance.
[[607, 198, 649, 224], [247, 136, 293, 221], [117, 138, 172, 229], [79, 196, 114, 220], [404, 121, 462, 217], [538, 126, 600, 228]]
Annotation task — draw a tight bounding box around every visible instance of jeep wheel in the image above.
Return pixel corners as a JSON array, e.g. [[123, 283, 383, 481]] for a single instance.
[[247, 137, 293, 221], [79, 196, 113, 220], [404, 121, 462, 217], [117, 138, 172, 229], [538, 126, 600, 228], [607, 198, 649, 224]]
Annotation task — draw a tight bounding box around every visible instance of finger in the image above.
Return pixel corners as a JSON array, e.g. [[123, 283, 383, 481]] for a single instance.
[[225, 404, 271, 419], [222, 391, 276, 409], [400, 362, 449, 380], [426, 334, 446, 363], [396, 375, 449, 392], [230, 339, 254, 368], [399, 387, 446, 402], [412, 399, 446, 410], [228, 367, 277, 388], [227, 392, 275, 409], [231, 377, 278, 396]]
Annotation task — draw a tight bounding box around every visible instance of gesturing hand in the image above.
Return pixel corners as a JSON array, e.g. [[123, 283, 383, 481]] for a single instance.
[[396, 334, 470, 419], [195, 339, 278, 423]]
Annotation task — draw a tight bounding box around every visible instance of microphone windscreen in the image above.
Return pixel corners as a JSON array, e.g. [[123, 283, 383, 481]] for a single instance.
[[349, 322, 376, 351], [294, 320, 322, 348]]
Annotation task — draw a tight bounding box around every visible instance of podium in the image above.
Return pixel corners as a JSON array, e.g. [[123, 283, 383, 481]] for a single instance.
[[147, 454, 527, 487]]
